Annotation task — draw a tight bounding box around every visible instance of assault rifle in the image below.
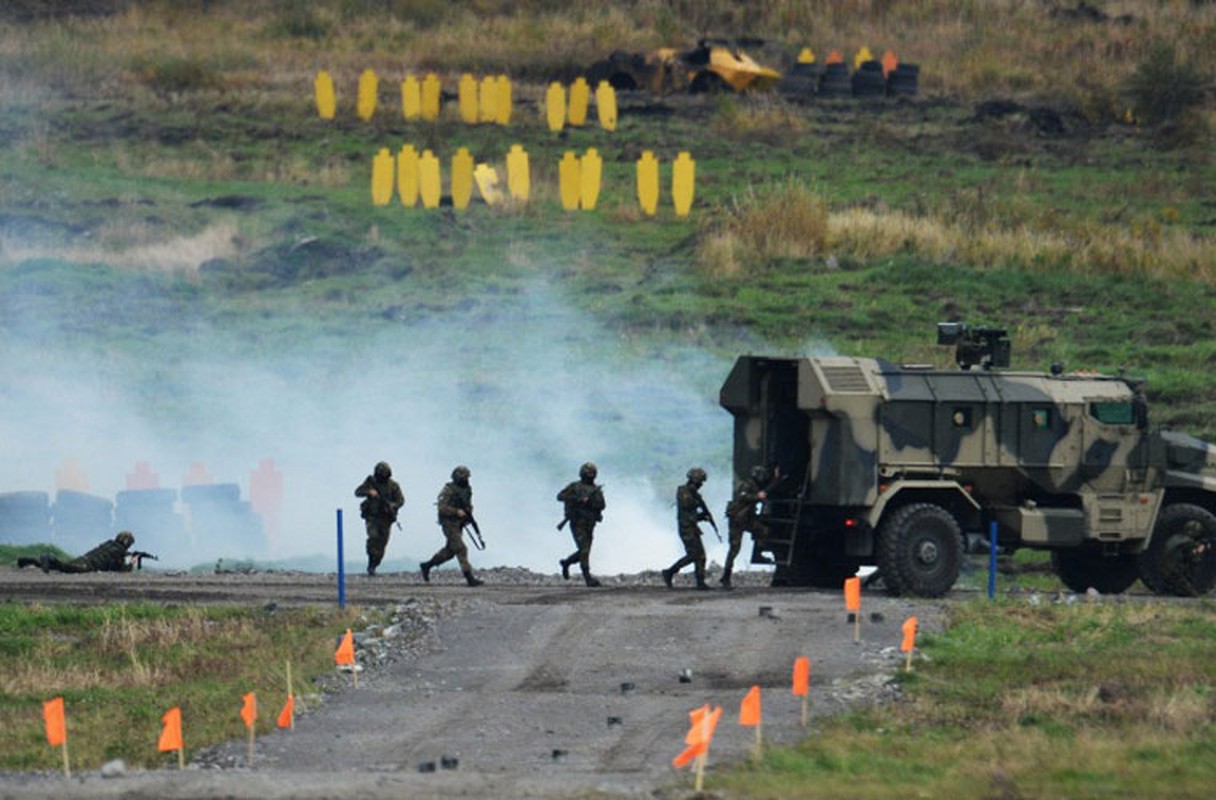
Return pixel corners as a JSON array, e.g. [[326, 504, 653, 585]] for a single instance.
[[463, 511, 485, 551], [128, 551, 159, 570], [695, 495, 721, 542], [362, 490, 402, 530]]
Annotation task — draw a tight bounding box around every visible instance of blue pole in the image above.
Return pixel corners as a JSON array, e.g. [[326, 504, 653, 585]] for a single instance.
[[988, 520, 998, 600], [337, 508, 346, 609]]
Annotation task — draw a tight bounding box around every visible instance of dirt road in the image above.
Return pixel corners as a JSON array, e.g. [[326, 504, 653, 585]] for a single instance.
[[0, 570, 940, 799]]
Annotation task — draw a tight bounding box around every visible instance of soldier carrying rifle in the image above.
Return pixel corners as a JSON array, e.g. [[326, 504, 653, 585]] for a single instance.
[[355, 460, 404, 577], [557, 462, 606, 587], [420, 465, 484, 587], [18, 530, 142, 574]]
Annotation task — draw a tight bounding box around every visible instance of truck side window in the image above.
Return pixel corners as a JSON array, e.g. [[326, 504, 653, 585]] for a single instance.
[[1089, 402, 1134, 425], [1032, 408, 1051, 429]]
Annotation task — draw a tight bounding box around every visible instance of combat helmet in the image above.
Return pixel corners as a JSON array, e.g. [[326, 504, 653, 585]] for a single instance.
[[579, 462, 598, 481], [750, 465, 770, 484], [115, 531, 135, 547], [687, 467, 707, 485], [374, 461, 392, 480], [452, 465, 471, 483]]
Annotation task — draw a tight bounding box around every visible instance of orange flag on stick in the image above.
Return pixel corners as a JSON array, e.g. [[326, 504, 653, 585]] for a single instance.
[[335, 629, 355, 666], [739, 685, 761, 727], [43, 697, 66, 747], [901, 616, 919, 652], [672, 704, 723, 768], [240, 692, 257, 729], [844, 576, 861, 612], [792, 656, 810, 696], [158, 707, 183, 753], [277, 695, 295, 729]]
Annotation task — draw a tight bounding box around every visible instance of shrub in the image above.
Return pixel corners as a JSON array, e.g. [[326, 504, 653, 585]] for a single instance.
[[1125, 41, 1208, 126]]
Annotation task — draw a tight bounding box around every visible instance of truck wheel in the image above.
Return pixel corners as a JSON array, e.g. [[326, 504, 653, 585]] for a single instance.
[[1138, 503, 1216, 597], [877, 503, 962, 597], [1050, 550, 1139, 594]]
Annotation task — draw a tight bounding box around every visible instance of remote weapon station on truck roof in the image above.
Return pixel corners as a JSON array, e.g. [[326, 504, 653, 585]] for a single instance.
[[719, 324, 1216, 598]]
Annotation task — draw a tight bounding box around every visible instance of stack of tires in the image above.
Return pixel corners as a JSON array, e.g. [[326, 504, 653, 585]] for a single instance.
[[777, 61, 824, 98], [852, 60, 886, 98], [887, 63, 919, 97], [182, 483, 265, 561], [114, 489, 184, 558], [0, 491, 52, 544], [52, 490, 114, 553], [817, 62, 851, 98]]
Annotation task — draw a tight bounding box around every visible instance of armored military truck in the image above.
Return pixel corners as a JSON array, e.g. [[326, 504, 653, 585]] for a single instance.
[[719, 323, 1216, 598]]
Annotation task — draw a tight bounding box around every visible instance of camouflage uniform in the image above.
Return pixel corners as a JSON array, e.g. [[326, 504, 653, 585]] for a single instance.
[[19, 531, 135, 574], [721, 466, 774, 588], [662, 468, 711, 590], [557, 462, 606, 587], [354, 461, 404, 576], [420, 466, 483, 587]]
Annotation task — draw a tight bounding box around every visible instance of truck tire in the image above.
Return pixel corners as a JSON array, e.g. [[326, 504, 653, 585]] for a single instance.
[[1051, 549, 1139, 594], [1137, 503, 1216, 596], [877, 503, 963, 597]]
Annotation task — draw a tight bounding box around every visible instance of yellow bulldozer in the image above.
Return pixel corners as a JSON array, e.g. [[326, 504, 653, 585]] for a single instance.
[[585, 38, 781, 95]]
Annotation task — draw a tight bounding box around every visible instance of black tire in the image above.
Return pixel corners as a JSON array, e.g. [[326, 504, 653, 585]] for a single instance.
[[1051, 550, 1139, 594], [1138, 503, 1216, 597], [877, 503, 963, 597]]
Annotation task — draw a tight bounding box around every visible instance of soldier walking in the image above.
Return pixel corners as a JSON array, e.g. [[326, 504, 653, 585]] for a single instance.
[[420, 465, 483, 587], [721, 465, 779, 589], [18, 531, 137, 573], [557, 462, 606, 587], [354, 461, 404, 576], [662, 467, 712, 590]]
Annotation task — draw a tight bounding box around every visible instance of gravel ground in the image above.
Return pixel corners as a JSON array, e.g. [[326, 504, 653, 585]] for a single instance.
[[0, 567, 943, 799]]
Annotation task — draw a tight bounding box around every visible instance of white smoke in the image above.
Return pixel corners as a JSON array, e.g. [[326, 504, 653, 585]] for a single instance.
[[0, 275, 764, 575]]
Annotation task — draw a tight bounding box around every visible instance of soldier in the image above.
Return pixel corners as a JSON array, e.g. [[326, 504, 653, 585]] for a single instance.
[[721, 465, 779, 589], [419, 465, 483, 587], [18, 531, 136, 573], [557, 462, 606, 587], [354, 460, 404, 576], [662, 467, 712, 590]]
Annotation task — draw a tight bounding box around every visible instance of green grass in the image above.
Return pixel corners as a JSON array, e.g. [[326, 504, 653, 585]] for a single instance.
[[0, 602, 376, 771], [715, 600, 1216, 799]]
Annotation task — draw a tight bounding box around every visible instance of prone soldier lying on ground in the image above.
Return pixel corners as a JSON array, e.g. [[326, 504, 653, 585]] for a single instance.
[[16, 531, 139, 574]]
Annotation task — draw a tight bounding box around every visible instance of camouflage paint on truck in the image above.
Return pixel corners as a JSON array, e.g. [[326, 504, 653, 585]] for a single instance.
[[720, 325, 1216, 598]]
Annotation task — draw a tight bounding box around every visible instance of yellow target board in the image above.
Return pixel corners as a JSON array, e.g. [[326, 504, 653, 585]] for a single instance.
[[558, 151, 580, 211], [595, 80, 617, 132], [580, 148, 602, 211], [401, 75, 421, 120], [357, 68, 378, 121], [568, 77, 589, 127], [546, 82, 566, 133], [672, 151, 695, 217], [421, 74, 441, 121], [397, 145, 419, 207], [478, 76, 498, 124], [474, 164, 503, 206], [371, 148, 394, 206], [451, 148, 474, 210], [636, 150, 659, 216], [506, 144, 530, 202], [458, 73, 478, 125], [314, 70, 336, 120], [495, 75, 512, 126], [418, 149, 441, 209]]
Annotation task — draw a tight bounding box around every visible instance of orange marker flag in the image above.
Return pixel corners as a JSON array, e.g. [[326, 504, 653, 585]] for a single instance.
[[672, 704, 723, 768], [158, 707, 183, 752], [277, 695, 295, 729], [335, 629, 355, 666], [792, 656, 810, 697], [844, 576, 861, 612], [43, 697, 66, 747], [739, 685, 761, 727], [901, 616, 919, 671], [240, 692, 257, 729]]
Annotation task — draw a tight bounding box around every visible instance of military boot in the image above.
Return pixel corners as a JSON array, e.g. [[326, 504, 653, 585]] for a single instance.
[[463, 570, 484, 587], [420, 559, 433, 583], [581, 564, 601, 587], [559, 557, 572, 581], [694, 565, 710, 591], [661, 567, 674, 588], [719, 568, 733, 590]]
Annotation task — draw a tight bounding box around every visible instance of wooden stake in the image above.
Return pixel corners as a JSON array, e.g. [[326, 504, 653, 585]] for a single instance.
[[247, 722, 255, 767], [853, 614, 861, 643], [177, 746, 185, 770], [694, 751, 706, 792], [752, 722, 763, 761], [286, 660, 295, 728], [904, 648, 914, 673], [60, 742, 71, 778], [800, 695, 809, 728]]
